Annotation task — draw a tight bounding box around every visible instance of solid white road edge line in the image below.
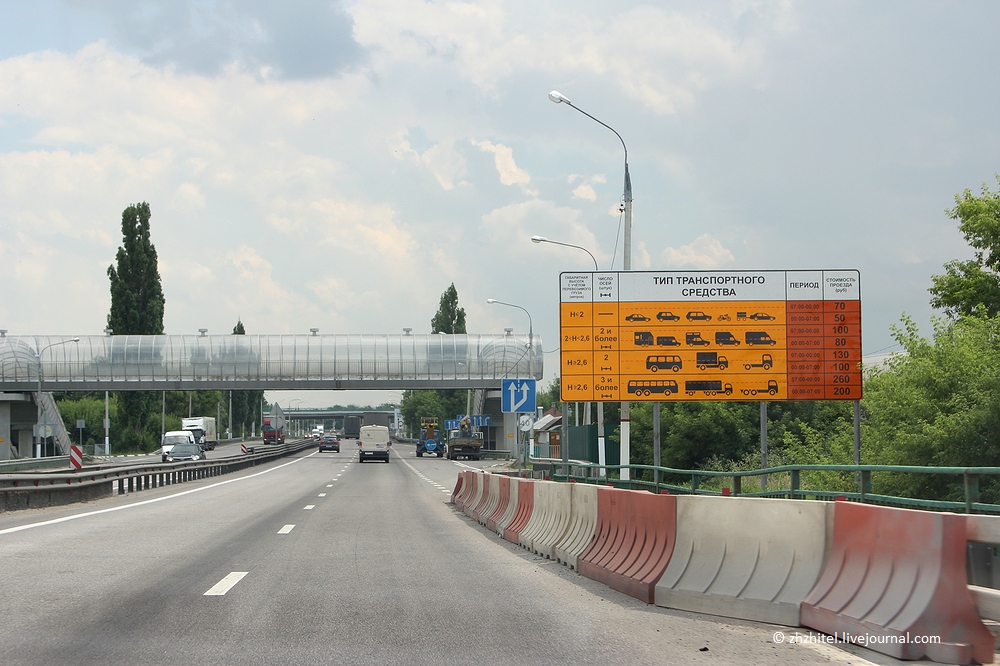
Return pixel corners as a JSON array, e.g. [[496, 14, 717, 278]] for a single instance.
[[204, 571, 248, 596], [0, 451, 320, 537]]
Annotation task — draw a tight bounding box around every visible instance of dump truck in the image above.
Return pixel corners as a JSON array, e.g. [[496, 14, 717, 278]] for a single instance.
[[417, 417, 443, 457], [446, 415, 484, 460]]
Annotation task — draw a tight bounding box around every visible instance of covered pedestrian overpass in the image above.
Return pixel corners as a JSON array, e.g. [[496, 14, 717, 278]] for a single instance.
[[0, 333, 541, 391], [0, 333, 540, 459]]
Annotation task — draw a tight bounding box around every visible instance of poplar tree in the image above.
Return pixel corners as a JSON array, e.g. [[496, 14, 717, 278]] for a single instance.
[[107, 202, 165, 450], [231, 319, 264, 436]]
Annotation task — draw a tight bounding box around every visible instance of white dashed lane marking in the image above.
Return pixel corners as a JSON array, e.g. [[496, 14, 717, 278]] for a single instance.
[[318, 493, 326, 497], [204, 571, 248, 596], [278, 525, 295, 534], [304, 505, 315, 510]]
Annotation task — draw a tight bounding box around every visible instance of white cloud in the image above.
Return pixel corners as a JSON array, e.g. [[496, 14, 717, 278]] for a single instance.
[[661, 234, 735, 269], [393, 136, 467, 190], [473, 139, 532, 192]]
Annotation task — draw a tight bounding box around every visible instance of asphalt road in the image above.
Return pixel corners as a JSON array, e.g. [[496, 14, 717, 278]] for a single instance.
[[0, 443, 904, 665]]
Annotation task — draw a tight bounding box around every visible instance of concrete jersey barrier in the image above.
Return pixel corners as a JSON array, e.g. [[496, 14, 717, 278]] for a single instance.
[[578, 488, 677, 604], [531, 481, 574, 560], [654, 495, 830, 626], [485, 475, 511, 532], [475, 474, 500, 524], [450, 471, 468, 505], [554, 483, 598, 570], [494, 476, 520, 537], [801, 502, 992, 665], [503, 478, 535, 544], [518, 480, 556, 549]]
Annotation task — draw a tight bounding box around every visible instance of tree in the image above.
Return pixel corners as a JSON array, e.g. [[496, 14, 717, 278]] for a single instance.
[[107, 202, 165, 451], [401, 284, 469, 431], [230, 319, 264, 437], [431, 283, 467, 334], [929, 176, 1000, 318]]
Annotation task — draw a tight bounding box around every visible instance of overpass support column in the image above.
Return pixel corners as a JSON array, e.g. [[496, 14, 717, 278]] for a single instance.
[[0, 401, 10, 460]]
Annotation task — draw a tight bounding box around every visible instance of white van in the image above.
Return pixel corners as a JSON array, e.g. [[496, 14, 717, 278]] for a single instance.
[[358, 425, 390, 463], [161, 430, 198, 462]]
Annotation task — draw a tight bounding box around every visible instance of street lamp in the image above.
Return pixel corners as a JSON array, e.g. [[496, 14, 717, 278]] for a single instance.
[[486, 299, 533, 379], [550, 89, 634, 481], [532, 234, 604, 473], [35, 337, 80, 456], [531, 236, 598, 270], [548, 91, 632, 271]]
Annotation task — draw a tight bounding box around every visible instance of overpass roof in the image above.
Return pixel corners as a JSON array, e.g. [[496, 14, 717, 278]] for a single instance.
[[0, 333, 542, 391]]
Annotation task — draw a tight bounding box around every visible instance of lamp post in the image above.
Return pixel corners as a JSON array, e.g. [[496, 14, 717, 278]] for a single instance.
[[35, 337, 80, 456], [531, 234, 606, 474], [487, 299, 534, 471], [530, 236, 599, 270], [549, 89, 634, 481]]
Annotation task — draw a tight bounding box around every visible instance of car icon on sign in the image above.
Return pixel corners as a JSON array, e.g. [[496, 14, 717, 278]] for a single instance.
[[749, 312, 775, 321], [656, 311, 680, 321], [686, 311, 712, 321], [625, 313, 650, 322]]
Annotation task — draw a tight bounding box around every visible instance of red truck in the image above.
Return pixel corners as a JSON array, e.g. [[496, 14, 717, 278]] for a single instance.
[[262, 406, 286, 445]]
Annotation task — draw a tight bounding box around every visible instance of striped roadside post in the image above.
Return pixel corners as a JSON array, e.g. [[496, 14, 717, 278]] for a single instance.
[[70, 445, 83, 469]]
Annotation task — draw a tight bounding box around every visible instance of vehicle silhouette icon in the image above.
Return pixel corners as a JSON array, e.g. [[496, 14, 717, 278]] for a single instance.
[[625, 313, 650, 322], [749, 312, 775, 321], [686, 311, 712, 321], [656, 311, 680, 321]]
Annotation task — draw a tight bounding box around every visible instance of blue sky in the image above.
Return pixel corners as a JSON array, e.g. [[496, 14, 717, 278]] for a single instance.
[[1, 0, 998, 407]]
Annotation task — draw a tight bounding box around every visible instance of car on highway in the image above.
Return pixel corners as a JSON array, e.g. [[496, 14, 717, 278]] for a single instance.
[[318, 434, 340, 453], [656, 311, 681, 321], [161, 430, 198, 462], [624, 313, 650, 322], [358, 424, 391, 463], [165, 442, 207, 462]]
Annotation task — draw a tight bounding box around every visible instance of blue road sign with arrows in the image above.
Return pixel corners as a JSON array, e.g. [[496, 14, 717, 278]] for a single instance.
[[501, 378, 536, 414]]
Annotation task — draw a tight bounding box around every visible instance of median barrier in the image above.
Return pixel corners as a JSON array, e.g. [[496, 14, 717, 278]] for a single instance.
[[801, 502, 992, 665], [494, 476, 520, 536], [450, 471, 467, 505], [654, 496, 829, 626], [462, 472, 483, 515], [469, 473, 492, 520], [485, 475, 511, 532], [453, 471, 474, 510], [531, 481, 574, 560], [503, 478, 535, 544], [518, 480, 556, 550], [475, 474, 500, 524], [578, 488, 676, 604], [463, 473, 486, 517], [554, 483, 599, 570]]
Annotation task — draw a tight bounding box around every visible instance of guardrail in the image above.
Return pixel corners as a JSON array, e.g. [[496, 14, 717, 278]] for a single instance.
[[527, 460, 1000, 515], [0, 439, 315, 512]]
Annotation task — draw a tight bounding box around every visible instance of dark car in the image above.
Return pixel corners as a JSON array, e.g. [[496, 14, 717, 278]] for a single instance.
[[625, 313, 650, 322], [686, 311, 712, 321], [319, 434, 340, 453], [749, 312, 775, 321], [656, 311, 681, 321], [165, 443, 206, 462]]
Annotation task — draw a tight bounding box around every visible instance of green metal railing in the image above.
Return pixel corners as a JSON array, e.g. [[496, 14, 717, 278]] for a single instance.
[[546, 462, 1000, 515]]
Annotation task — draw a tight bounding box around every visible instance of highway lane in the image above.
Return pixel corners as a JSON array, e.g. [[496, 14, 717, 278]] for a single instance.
[[0, 447, 891, 665]]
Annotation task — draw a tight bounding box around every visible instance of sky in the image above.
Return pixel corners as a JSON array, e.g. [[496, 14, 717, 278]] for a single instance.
[[1, 0, 998, 408]]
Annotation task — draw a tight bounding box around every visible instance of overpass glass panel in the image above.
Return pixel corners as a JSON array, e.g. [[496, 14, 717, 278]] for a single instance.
[[0, 333, 541, 391]]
